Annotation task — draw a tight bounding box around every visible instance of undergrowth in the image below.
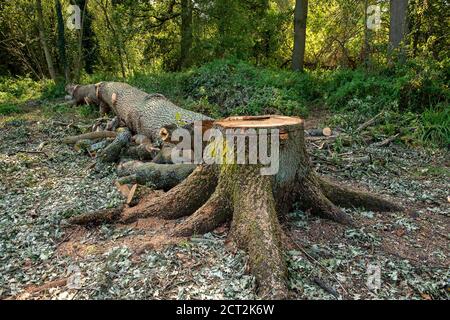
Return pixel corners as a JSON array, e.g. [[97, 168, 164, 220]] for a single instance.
[[0, 58, 448, 148]]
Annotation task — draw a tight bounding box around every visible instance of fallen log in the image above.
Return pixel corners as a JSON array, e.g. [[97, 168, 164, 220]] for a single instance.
[[67, 82, 211, 142], [123, 143, 160, 161], [159, 120, 215, 145], [117, 161, 196, 190], [355, 112, 383, 133], [306, 127, 332, 137], [97, 129, 132, 163], [370, 133, 401, 148], [132, 134, 152, 146], [152, 144, 176, 164]]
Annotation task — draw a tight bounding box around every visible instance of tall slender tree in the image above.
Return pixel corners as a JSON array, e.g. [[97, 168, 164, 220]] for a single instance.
[[180, 0, 193, 69], [292, 0, 308, 71], [72, 0, 98, 78], [55, 0, 69, 82], [36, 0, 57, 80], [389, 0, 409, 51], [362, 0, 370, 68]]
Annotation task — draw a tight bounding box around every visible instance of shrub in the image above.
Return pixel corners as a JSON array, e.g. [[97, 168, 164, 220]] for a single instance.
[[182, 59, 315, 117], [0, 104, 21, 115], [416, 105, 450, 148]]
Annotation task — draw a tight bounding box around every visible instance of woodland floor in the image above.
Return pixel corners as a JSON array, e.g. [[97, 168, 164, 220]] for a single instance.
[[0, 102, 448, 300]]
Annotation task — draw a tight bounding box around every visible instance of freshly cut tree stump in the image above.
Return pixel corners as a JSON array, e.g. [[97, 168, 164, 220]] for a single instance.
[[67, 115, 401, 299]]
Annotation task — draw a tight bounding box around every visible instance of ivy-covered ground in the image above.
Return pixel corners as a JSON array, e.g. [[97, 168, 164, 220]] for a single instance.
[[0, 102, 448, 300]]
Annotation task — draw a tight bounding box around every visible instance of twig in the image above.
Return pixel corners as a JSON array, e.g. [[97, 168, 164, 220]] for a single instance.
[[371, 133, 401, 148], [16, 150, 48, 157], [313, 277, 339, 298], [355, 112, 383, 133]]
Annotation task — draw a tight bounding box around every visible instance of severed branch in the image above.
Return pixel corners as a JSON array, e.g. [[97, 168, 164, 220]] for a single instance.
[[355, 112, 384, 133], [370, 133, 401, 148], [63, 131, 117, 144]]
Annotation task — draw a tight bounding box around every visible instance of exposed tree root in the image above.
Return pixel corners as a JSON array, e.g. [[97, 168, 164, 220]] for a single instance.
[[120, 165, 218, 222], [172, 188, 232, 237], [319, 178, 402, 212], [228, 166, 288, 299], [66, 206, 124, 225]]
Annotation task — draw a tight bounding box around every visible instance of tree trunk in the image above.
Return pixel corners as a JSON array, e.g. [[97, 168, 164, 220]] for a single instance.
[[72, 0, 98, 79], [68, 115, 402, 299], [36, 0, 56, 81], [389, 0, 409, 51], [292, 0, 308, 71], [67, 82, 211, 141], [180, 0, 193, 69], [362, 0, 370, 68], [55, 0, 69, 82], [100, 0, 126, 78]]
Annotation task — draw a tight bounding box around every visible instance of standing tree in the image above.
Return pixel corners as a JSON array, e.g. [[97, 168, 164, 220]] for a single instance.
[[179, 0, 193, 69], [389, 0, 409, 51], [97, 0, 126, 78], [292, 0, 308, 71], [36, 0, 57, 80], [72, 0, 98, 79], [55, 0, 69, 82]]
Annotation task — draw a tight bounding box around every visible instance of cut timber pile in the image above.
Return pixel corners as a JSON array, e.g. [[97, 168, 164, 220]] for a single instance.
[[66, 114, 402, 299], [67, 82, 211, 141], [64, 82, 211, 188]]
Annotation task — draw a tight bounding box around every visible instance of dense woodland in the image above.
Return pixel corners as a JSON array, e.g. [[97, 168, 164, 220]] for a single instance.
[[0, 0, 448, 147], [0, 0, 448, 300]]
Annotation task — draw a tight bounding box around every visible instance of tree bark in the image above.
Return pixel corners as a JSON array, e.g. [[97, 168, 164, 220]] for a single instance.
[[362, 0, 370, 68], [55, 0, 69, 82], [292, 0, 308, 71], [99, 0, 126, 78], [389, 0, 409, 51], [117, 161, 196, 190], [67, 82, 211, 142], [36, 0, 57, 81], [180, 0, 193, 69]]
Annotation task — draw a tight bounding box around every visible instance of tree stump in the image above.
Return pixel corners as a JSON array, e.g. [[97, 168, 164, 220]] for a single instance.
[[68, 115, 401, 299]]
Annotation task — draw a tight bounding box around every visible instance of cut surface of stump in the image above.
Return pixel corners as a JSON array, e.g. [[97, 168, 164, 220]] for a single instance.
[[67, 115, 402, 299]]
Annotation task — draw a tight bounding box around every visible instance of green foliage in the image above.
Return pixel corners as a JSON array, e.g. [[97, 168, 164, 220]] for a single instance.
[[77, 104, 98, 118], [42, 103, 72, 116], [40, 80, 66, 100], [324, 58, 448, 113], [324, 69, 398, 114], [0, 77, 47, 115], [0, 77, 43, 103], [396, 58, 450, 113], [416, 106, 450, 148], [183, 59, 315, 117], [0, 104, 21, 115]]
